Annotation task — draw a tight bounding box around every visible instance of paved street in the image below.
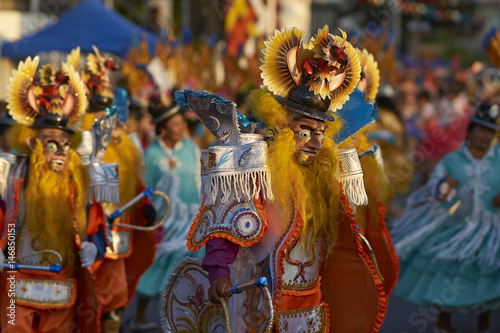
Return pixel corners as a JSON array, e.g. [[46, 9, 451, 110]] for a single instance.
[[123, 292, 500, 332], [382, 295, 500, 333]]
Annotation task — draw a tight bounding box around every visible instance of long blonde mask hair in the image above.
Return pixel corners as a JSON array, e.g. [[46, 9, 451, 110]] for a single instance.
[[24, 141, 87, 272], [267, 123, 343, 255]]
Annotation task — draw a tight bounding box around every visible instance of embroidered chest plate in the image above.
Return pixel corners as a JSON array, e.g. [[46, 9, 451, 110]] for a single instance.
[[275, 303, 328, 333], [14, 278, 76, 309], [16, 226, 61, 266], [282, 238, 323, 291]]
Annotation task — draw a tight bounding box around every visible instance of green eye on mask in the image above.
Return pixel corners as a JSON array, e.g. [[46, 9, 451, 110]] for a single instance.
[[47, 142, 57, 152], [299, 130, 311, 139]]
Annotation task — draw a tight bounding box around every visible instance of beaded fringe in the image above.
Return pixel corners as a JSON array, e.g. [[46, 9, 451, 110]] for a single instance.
[[339, 173, 368, 206], [87, 185, 120, 204], [201, 170, 273, 205]]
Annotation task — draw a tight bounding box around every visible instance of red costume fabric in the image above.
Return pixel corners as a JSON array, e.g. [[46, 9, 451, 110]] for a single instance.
[[0, 163, 101, 333]]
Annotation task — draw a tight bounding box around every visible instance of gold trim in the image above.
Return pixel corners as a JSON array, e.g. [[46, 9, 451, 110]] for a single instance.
[[15, 278, 75, 307], [276, 304, 327, 333], [283, 239, 318, 290]]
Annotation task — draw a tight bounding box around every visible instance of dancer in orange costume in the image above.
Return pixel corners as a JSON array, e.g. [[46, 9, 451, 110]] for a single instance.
[[76, 46, 156, 333], [166, 26, 386, 332], [343, 48, 400, 298], [0, 56, 100, 332]]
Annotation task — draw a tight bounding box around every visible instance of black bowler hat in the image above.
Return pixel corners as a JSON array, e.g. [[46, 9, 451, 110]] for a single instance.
[[470, 103, 500, 131], [148, 97, 182, 125], [276, 84, 335, 122]]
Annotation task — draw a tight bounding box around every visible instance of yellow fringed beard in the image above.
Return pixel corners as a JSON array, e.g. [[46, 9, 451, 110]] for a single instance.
[[23, 142, 87, 273], [268, 128, 342, 255], [103, 132, 144, 208]]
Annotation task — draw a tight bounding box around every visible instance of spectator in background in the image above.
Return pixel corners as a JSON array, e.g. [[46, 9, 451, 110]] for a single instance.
[[132, 98, 203, 330], [417, 90, 437, 132], [391, 103, 500, 333]]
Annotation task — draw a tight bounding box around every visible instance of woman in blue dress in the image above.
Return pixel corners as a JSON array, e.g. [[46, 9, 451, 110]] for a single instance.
[[132, 98, 203, 330], [391, 103, 500, 333]]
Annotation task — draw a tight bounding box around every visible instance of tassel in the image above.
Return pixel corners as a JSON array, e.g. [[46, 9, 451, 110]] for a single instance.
[[338, 173, 368, 206], [88, 185, 120, 204], [0, 154, 16, 198], [202, 169, 273, 205]]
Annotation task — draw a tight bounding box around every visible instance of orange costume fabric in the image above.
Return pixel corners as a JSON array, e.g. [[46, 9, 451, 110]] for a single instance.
[[92, 180, 155, 314], [322, 190, 386, 333], [92, 132, 156, 317], [0, 164, 100, 333], [356, 151, 400, 297], [192, 190, 384, 332]]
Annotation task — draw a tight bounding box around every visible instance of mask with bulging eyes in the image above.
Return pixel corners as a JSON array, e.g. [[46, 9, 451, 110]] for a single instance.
[[36, 128, 71, 172], [288, 115, 327, 166]]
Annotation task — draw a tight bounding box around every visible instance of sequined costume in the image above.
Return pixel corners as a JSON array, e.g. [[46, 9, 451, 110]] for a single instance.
[[161, 26, 385, 333], [0, 56, 100, 333], [77, 47, 156, 332]]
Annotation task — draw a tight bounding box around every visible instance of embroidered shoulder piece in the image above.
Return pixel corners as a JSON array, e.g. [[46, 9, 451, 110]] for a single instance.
[[200, 135, 272, 205], [188, 197, 268, 251], [77, 109, 120, 204], [176, 89, 273, 249], [337, 148, 368, 206]]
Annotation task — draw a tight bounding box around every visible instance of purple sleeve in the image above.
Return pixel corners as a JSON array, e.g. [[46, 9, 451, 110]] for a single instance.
[[202, 238, 240, 284]]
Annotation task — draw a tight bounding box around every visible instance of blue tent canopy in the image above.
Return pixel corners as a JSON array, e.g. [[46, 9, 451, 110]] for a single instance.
[[0, 0, 158, 59]]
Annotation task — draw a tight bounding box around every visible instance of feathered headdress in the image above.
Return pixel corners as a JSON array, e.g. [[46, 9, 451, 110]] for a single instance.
[[485, 27, 500, 70], [260, 25, 361, 121], [6, 56, 87, 133], [66, 46, 81, 71], [356, 48, 380, 102], [83, 45, 118, 112]]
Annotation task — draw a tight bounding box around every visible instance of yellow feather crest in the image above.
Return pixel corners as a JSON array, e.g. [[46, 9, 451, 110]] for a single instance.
[[260, 27, 304, 98], [66, 47, 81, 72], [61, 62, 88, 129], [260, 26, 361, 112], [328, 29, 360, 111], [6, 55, 88, 130], [6, 56, 40, 125], [356, 48, 380, 102]]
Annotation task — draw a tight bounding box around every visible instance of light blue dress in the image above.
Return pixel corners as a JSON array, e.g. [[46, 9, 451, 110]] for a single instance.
[[391, 144, 500, 313], [136, 138, 204, 297]]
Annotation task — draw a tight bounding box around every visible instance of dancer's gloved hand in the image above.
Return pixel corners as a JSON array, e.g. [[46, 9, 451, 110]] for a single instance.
[[437, 176, 459, 201], [79, 241, 98, 267], [143, 204, 156, 226], [208, 277, 232, 304], [493, 194, 500, 207]]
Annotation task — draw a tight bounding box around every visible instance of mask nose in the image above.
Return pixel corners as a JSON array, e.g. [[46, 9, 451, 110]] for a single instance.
[[307, 133, 323, 151]]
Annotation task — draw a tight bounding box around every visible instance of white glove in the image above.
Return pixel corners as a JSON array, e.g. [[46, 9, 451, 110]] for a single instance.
[[79, 241, 98, 267], [0, 250, 4, 272]]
